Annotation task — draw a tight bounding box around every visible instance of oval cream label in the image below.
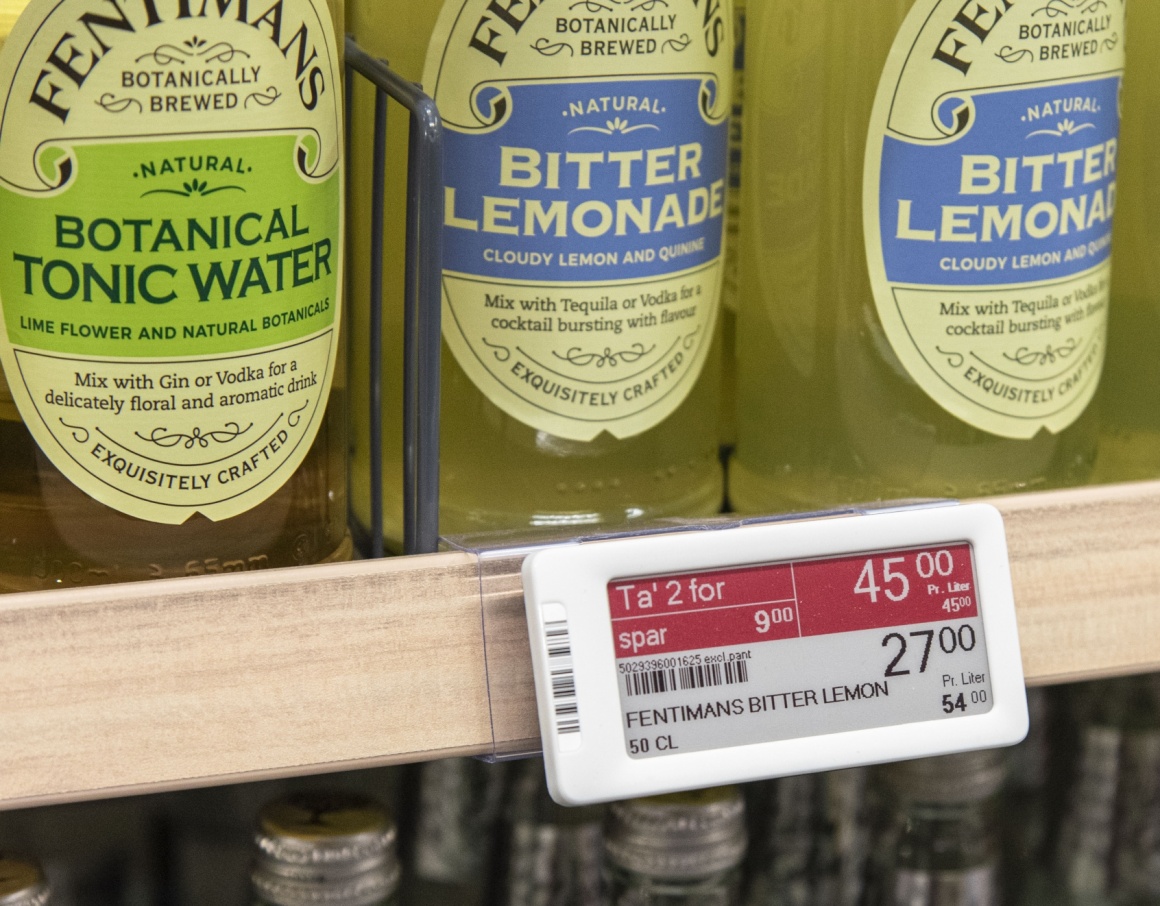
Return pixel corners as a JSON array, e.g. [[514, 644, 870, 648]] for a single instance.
[[0, 0, 344, 523], [426, 0, 732, 441], [864, 0, 1125, 439]]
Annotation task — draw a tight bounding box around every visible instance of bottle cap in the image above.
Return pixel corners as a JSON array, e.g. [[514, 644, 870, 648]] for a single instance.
[[887, 749, 1007, 804], [0, 854, 51, 906], [252, 792, 400, 906], [604, 787, 746, 879]]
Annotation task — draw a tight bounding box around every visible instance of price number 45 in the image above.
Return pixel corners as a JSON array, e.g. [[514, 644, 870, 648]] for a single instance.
[[854, 550, 956, 603]]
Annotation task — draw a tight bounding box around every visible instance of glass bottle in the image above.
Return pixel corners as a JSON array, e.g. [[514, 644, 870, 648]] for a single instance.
[[732, 0, 1127, 514], [1110, 677, 1160, 904], [0, 0, 349, 593], [160, 771, 403, 906], [491, 761, 604, 906], [161, 781, 290, 906], [347, 0, 732, 547], [1000, 688, 1052, 906], [0, 853, 51, 906], [251, 792, 400, 906], [1054, 682, 1125, 906], [1097, 0, 1160, 482], [0, 797, 155, 905], [0, 1, 30, 48], [828, 770, 872, 906], [746, 770, 866, 906], [603, 786, 747, 906], [404, 758, 508, 906], [870, 750, 1006, 906]]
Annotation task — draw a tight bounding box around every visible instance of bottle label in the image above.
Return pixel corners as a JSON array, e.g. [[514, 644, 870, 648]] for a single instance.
[[0, 0, 343, 524], [425, 0, 732, 441], [864, 0, 1125, 438]]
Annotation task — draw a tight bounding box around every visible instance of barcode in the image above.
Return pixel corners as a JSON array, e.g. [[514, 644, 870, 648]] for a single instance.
[[544, 617, 579, 736], [624, 660, 750, 697]]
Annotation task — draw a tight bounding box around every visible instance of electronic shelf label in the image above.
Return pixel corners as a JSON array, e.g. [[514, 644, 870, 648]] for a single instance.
[[522, 504, 1027, 806]]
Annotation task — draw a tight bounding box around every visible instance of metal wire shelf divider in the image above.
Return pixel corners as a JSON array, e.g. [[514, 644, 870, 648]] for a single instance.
[[345, 38, 443, 558]]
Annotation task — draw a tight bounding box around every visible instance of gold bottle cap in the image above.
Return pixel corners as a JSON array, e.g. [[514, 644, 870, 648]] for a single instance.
[[0, 854, 50, 906], [605, 786, 747, 880], [252, 792, 399, 906]]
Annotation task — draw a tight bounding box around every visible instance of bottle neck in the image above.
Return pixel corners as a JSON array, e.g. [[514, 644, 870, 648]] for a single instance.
[[605, 861, 742, 906], [253, 881, 398, 906], [888, 864, 999, 906], [255, 897, 396, 906], [893, 798, 997, 870]]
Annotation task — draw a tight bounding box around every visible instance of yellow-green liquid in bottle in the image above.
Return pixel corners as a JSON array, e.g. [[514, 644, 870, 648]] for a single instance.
[[348, 0, 731, 547], [0, 0, 350, 592], [1097, 1, 1160, 483], [731, 0, 1125, 514], [0, 0, 26, 45]]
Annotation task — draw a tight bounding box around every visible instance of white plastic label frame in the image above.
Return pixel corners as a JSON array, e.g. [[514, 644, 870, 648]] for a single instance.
[[522, 504, 1028, 806]]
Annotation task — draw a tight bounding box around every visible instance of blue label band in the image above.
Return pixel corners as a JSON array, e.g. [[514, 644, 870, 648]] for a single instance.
[[880, 76, 1119, 288], [444, 78, 728, 283]]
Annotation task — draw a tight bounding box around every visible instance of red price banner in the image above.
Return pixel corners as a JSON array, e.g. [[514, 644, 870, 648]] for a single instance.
[[608, 544, 976, 658]]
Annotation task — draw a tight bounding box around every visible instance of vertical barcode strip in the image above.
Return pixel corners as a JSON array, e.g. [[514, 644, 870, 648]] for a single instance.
[[624, 659, 750, 697], [544, 617, 580, 736]]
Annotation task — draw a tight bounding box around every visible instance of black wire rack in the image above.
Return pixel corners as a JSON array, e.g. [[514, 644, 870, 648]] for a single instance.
[[344, 38, 443, 558]]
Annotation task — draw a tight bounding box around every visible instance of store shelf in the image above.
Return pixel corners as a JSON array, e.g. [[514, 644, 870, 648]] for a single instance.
[[2, 480, 1160, 812]]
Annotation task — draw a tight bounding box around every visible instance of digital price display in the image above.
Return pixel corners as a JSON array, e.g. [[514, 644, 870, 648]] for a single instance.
[[610, 544, 990, 759], [523, 505, 1027, 806]]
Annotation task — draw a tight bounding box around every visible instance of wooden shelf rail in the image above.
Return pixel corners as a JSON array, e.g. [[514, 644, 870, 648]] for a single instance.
[[2, 481, 1160, 810]]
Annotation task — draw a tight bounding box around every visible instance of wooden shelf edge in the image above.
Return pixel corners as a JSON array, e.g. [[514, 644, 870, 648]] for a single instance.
[[987, 480, 1160, 686], [0, 742, 495, 814], [1, 480, 1159, 810]]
